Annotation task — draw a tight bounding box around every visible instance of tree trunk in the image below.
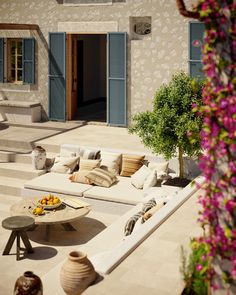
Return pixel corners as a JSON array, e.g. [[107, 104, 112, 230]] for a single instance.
[[178, 146, 184, 178]]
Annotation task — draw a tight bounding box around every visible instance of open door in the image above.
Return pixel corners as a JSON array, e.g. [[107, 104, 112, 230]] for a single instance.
[[67, 34, 78, 120], [48, 32, 66, 121], [107, 32, 127, 126]]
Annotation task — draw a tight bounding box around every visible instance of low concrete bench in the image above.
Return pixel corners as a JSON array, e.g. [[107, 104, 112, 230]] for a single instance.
[[0, 100, 41, 123]]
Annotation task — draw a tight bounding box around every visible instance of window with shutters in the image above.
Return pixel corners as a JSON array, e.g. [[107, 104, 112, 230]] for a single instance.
[[7, 38, 23, 84], [0, 37, 35, 85]]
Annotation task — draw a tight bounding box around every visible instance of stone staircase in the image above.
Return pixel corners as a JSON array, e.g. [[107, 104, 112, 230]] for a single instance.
[[0, 147, 58, 199]]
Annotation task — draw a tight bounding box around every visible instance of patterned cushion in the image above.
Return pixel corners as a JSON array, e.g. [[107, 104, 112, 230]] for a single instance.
[[50, 156, 79, 174], [142, 198, 157, 213], [124, 211, 144, 236], [79, 148, 100, 159], [69, 170, 92, 184], [86, 168, 117, 188], [100, 151, 122, 175], [120, 154, 145, 177], [141, 201, 165, 223], [79, 159, 101, 171]]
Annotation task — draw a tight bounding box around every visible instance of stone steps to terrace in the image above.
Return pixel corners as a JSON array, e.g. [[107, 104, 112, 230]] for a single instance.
[[0, 176, 25, 196], [0, 151, 57, 198], [34, 142, 60, 153], [0, 162, 45, 180]]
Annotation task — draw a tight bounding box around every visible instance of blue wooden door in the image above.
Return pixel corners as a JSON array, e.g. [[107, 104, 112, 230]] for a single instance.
[[48, 32, 66, 121], [0, 38, 4, 83], [107, 32, 127, 126], [189, 22, 205, 79]]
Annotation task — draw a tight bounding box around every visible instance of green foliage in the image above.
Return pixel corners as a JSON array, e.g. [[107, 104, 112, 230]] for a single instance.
[[129, 72, 204, 174], [180, 238, 209, 295]]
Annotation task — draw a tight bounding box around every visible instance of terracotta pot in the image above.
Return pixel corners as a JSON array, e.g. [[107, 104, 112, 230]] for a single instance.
[[31, 146, 46, 170], [60, 251, 96, 295], [14, 271, 43, 295]]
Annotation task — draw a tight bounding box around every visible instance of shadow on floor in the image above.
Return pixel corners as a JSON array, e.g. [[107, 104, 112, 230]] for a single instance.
[[24, 246, 58, 260], [0, 123, 9, 131], [27, 217, 107, 246]]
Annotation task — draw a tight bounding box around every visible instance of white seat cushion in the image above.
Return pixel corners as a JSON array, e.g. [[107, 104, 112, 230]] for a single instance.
[[83, 176, 144, 205], [24, 172, 91, 197]]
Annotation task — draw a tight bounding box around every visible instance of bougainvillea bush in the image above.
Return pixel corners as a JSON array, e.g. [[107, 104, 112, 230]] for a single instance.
[[179, 0, 236, 293]]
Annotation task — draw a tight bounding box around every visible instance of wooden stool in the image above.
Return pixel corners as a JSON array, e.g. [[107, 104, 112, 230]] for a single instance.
[[2, 216, 35, 260]]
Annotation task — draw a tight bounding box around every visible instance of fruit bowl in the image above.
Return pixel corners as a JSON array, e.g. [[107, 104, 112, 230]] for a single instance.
[[37, 194, 62, 210]]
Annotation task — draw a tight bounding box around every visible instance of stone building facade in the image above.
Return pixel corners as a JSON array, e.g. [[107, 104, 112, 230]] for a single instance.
[[0, 0, 203, 125]]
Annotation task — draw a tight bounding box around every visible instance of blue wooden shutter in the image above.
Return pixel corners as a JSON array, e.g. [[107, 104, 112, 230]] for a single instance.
[[189, 22, 205, 79], [48, 32, 66, 121], [107, 32, 127, 126], [23, 38, 35, 84], [0, 38, 4, 83]]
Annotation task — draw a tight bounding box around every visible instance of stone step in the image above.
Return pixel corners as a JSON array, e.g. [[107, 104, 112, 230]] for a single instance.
[[0, 176, 26, 196], [12, 152, 57, 164], [0, 162, 46, 180], [34, 142, 60, 153], [0, 151, 16, 162], [0, 138, 34, 152], [0, 144, 32, 154]]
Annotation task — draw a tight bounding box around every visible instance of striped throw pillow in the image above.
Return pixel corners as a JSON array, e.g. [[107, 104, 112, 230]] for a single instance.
[[79, 159, 101, 171], [142, 198, 157, 213], [86, 168, 117, 188], [124, 211, 144, 236], [120, 154, 145, 177]]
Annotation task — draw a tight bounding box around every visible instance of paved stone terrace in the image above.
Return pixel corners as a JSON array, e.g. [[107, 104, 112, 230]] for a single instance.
[[0, 123, 202, 294]]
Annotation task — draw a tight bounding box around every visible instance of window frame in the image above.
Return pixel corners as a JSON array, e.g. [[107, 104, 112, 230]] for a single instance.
[[7, 38, 23, 84], [188, 21, 205, 79]]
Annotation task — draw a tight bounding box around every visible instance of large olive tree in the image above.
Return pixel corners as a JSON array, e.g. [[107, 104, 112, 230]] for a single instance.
[[129, 72, 204, 178]]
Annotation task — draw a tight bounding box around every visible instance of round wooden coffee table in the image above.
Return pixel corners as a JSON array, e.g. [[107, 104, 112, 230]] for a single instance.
[[10, 196, 91, 241]]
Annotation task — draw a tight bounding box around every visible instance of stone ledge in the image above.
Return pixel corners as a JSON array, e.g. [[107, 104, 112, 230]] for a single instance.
[[0, 100, 40, 108], [0, 100, 41, 123]]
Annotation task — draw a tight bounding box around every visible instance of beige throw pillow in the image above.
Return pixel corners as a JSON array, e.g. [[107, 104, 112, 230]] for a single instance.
[[120, 154, 145, 177], [79, 159, 101, 171], [86, 168, 117, 188], [148, 161, 169, 173], [131, 165, 152, 189], [143, 170, 157, 190], [51, 156, 79, 174], [100, 151, 121, 175], [69, 170, 92, 184]]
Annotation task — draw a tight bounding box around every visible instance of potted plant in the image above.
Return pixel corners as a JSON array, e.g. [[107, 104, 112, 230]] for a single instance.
[[129, 71, 204, 184]]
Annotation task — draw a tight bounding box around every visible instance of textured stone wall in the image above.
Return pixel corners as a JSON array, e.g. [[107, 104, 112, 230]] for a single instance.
[[0, 0, 190, 123]]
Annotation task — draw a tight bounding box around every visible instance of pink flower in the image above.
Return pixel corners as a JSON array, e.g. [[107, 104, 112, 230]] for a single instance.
[[196, 264, 203, 271]]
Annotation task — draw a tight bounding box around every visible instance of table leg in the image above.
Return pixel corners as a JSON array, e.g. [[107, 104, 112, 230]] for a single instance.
[[45, 225, 50, 241], [16, 232, 20, 261], [20, 231, 34, 254], [2, 231, 17, 255], [61, 223, 76, 231]]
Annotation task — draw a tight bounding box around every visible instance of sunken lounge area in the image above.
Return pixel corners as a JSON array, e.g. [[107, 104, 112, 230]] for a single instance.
[[0, 125, 203, 294]]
